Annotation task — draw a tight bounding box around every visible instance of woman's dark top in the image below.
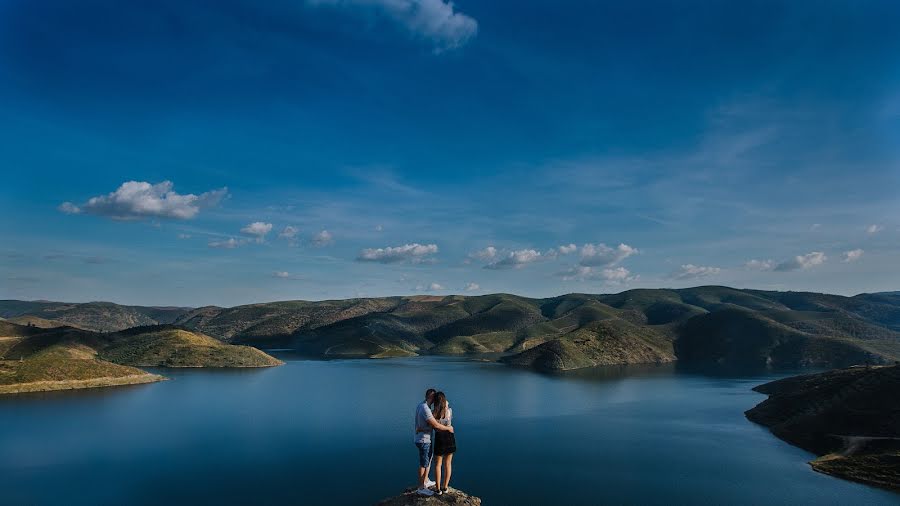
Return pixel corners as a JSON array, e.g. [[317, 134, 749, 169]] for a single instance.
[[433, 406, 456, 456]]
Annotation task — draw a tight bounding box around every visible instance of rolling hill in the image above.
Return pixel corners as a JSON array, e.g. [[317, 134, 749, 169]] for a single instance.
[[746, 365, 900, 491], [4, 286, 900, 372], [0, 300, 191, 332], [0, 322, 282, 394]]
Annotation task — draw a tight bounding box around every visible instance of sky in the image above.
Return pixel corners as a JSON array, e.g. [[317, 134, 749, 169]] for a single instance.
[[1, 0, 899, 307]]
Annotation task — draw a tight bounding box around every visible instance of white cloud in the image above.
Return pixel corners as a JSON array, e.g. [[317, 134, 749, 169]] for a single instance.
[[241, 222, 273, 242], [842, 249, 864, 263], [468, 246, 498, 261], [866, 224, 883, 235], [357, 243, 438, 263], [670, 264, 721, 280], [560, 266, 636, 283], [312, 229, 334, 247], [60, 181, 227, 220], [310, 0, 478, 52], [58, 202, 81, 214], [744, 259, 775, 271], [810, 223, 821, 231], [415, 282, 444, 291], [177, 233, 192, 240], [375, 224, 384, 232], [557, 243, 578, 255], [775, 251, 827, 272], [278, 226, 299, 239], [273, 271, 303, 280], [485, 249, 543, 270], [463, 282, 480, 291], [579, 243, 638, 267], [208, 238, 245, 249]]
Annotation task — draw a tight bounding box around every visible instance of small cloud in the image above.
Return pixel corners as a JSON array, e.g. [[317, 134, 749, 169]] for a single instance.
[[311, 229, 334, 247], [310, 0, 478, 53], [59, 181, 227, 220], [866, 224, 884, 235], [559, 266, 636, 283], [485, 249, 543, 270], [744, 259, 775, 271], [810, 223, 822, 231], [58, 202, 81, 214], [415, 282, 445, 291], [774, 252, 827, 272], [670, 264, 721, 280], [557, 243, 578, 255], [357, 243, 438, 264], [273, 271, 302, 280], [842, 249, 864, 263], [463, 282, 480, 291], [468, 246, 498, 261], [241, 222, 273, 242], [375, 224, 384, 232], [177, 233, 192, 239], [208, 238, 245, 249], [278, 226, 299, 239], [579, 243, 638, 267]]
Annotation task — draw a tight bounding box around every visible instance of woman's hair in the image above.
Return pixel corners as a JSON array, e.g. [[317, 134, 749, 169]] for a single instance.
[[432, 391, 448, 420]]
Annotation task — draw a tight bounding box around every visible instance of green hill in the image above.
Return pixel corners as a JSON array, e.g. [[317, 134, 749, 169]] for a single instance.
[[0, 322, 281, 394], [746, 365, 900, 491], [99, 326, 283, 367], [0, 300, 191, 332], [5, 286, 900, 372]]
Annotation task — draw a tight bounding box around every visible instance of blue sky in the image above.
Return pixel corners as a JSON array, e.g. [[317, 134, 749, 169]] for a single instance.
[[2, 0, 899, 306]]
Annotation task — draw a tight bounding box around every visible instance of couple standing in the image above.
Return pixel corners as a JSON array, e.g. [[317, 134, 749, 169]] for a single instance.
[[414, 388, 457, 497]]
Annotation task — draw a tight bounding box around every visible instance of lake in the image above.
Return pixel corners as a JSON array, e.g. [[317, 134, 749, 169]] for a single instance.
[[0, 356, 897, 505]]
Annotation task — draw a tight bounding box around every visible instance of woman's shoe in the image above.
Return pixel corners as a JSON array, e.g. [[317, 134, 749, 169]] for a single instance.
[[435, 489, 443, 496], [442, 488, 449, 494]]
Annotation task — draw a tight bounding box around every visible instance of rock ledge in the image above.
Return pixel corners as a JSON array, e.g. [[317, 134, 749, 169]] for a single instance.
[[375, 487, 482, 506]]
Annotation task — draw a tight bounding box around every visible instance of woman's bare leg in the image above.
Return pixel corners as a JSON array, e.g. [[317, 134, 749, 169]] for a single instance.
[[442, 453, 453, 490], [434, 455, 443, 489]]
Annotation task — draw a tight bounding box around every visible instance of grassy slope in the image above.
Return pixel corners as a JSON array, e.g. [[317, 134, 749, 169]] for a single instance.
[[100, 327, 283, 367], [0, 322, 281, 394], [746, 365, 900, 491], [0, 300, 190, 332], [0, 342, 163, 394], [5, 286, 900, 371]]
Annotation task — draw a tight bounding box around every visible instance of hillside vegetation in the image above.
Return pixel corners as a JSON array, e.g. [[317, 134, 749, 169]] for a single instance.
[[0, 322, 281, 394], [746, 365, 900, 491], [0, 300, 190, 332], [5, 286, 900, 372]]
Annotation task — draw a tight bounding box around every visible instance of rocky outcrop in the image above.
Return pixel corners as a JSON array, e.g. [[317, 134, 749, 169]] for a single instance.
[[375, 487, 481, 506], [746, 364, 900, 491]]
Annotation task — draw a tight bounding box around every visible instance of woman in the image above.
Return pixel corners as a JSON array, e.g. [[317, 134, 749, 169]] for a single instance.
[[431, 391, 456, 495]]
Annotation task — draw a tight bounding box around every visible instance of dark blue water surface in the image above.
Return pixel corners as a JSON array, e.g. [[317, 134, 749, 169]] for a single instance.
[[1, 356, 897, 505]]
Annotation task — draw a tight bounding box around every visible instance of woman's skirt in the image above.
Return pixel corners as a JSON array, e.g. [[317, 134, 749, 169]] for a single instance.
[[433, 429, 456, 456]]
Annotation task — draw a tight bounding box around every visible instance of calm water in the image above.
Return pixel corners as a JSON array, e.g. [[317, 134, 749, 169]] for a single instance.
[[0, 356, 897, 506]]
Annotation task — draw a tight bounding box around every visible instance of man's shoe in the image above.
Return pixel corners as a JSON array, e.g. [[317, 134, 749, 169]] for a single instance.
[[424, 479, 436, 488], [416, 488, 434, 497]]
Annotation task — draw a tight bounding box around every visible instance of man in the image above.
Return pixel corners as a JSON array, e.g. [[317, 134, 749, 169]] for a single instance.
[[415, 388, 454, 496]]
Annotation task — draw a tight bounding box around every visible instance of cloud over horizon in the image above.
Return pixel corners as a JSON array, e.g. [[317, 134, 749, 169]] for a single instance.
[[357, 243, 438, 263], [671, 264, 721, 280], [775, 252, 827, 272]]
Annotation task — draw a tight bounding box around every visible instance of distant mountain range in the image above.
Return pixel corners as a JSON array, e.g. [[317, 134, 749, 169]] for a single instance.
[[3, 286, 900, 372]]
